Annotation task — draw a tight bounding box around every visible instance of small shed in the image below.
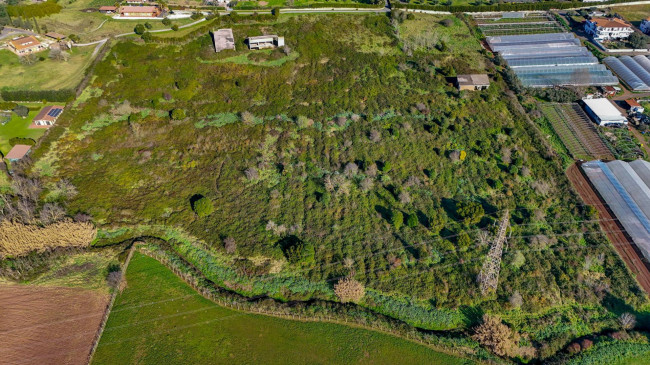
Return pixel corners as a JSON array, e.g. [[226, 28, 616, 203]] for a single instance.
[[456, 74, 490, 91], [99, 5, 117, 13], [5, 145, 32, 162], [626, 99, 645, 114]]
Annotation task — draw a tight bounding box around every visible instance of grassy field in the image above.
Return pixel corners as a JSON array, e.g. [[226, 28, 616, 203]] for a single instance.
[[0, 105, 52, 156], [93, 252, 469, 364], [610, 4, 650, 26], [0, 47, 95, 91]]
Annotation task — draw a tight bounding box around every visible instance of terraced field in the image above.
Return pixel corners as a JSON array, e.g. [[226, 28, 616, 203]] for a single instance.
[[541, 103, 614, 161]]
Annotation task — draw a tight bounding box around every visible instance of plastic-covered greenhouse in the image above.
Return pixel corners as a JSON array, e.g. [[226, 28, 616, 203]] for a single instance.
[[486, 32, 618, 87], [581, 160, 650, 262], [603, 56, 650, 91]]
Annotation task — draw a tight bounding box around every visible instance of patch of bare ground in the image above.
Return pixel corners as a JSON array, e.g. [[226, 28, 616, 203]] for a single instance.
[[0, 285, 109, 365]]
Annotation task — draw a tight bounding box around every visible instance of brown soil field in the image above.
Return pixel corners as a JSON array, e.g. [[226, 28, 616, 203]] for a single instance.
[[0, 285, 109, 365], [566, 163, 650, 293]]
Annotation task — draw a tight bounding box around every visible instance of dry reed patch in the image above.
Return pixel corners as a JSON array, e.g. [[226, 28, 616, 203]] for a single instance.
[[0, 221, 96, 259]]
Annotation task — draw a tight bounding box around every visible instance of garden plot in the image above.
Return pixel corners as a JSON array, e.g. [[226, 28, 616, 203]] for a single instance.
[[476, 12, 564, 36], [541, 103, 614, 161]]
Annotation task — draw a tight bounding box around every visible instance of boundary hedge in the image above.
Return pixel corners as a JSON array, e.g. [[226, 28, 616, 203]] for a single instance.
[[0, 89, 75, 102], [392, 0, 644, 12]]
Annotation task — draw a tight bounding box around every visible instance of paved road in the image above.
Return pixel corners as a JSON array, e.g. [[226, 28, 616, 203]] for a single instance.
[[0, 27, 38, 41]]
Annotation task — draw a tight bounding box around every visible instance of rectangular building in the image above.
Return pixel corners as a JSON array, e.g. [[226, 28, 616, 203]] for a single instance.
[[247, 35, 284, 50], [456, 74, 490, 91], [119, 5, 161, 17], [582, 98, 628, 126], [584, 17, 634, 41], [8, 36, 47, 56], [213, 28, 235, 53], [33, 105, 64, 127], [5, 145, 32, 162]]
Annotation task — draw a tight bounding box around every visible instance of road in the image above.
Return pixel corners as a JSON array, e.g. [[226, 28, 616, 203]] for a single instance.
[[0, 27, 38, 41]]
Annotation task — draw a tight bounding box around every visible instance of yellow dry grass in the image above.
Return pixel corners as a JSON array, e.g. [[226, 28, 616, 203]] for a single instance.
[[0, 221, 96, 258]]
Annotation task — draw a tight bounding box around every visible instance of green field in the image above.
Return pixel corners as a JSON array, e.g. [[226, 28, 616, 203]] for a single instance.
[[93, 252, 468, 364], [0, 105, 52, 156], [610, 4, 650, 26], [0, 47, 95, 91]]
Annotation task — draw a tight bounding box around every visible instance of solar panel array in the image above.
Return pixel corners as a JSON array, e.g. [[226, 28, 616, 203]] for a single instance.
[[603, 56, 650, 91], [47, 108, 63, 118], [486, 33, 618, 88]]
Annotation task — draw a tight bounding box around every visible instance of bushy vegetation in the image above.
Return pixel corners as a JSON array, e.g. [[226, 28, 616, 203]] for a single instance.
[[25, 13, 648, 361]]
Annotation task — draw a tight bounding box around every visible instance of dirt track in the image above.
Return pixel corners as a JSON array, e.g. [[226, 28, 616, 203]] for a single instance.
[[567, 163, 650, 293], [0, 285, 108, 365]]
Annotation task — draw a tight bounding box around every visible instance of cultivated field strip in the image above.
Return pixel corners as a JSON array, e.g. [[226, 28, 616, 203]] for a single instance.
[[541, 103, 614, 161], [479, 22, 564, 36]]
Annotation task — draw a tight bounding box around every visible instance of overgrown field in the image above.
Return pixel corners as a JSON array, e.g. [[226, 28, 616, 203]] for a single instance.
[[27, 13, 649, 361], [93, 252, 468, 364]]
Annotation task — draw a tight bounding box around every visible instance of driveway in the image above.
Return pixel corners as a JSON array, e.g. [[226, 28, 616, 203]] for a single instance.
[[0, 27, 38, 41]]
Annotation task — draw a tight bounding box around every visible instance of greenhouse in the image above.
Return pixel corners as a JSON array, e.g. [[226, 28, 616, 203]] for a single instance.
[[581, 160, 650, 262], [486, 32, 618, 87], [603, 56, 650, 91]]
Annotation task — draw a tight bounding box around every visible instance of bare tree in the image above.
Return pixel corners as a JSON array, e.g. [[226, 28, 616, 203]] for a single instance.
[[343, 257, 354, 269], [344, 162, 359, 177], [240, 111, 256, 125], [369, 129, 381, 143], [223, 237, 236, 254], [244, 167, 259, 181], [40, 203, 66, 225], [334, 277, 365, 303], [360, 177, 374, 192], [472, 314, 518, 357], [509, 291, 523, 309], [399, 191, 411, 204], [619, 312, 636, 330]]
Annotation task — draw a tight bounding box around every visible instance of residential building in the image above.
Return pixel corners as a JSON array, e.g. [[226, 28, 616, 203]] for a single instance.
[[99, 5, 117, 13], [7, 36, 47, 55], [5, 145, 32, 162], [33, 105, 64, 127], [626, 99, 645, 114], [582, 98, 628, 126], [584, 17, 633, 41], [456, 74, 490, 91], [247, 35, 285, 50], [212, 28, 235, 53], [118, 5, 161, 17], [601, 85, 617, 97]]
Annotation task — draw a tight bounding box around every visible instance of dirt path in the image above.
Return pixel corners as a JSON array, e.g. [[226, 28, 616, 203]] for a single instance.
[[0, 285, 109, 365], [566, 163, 650, 293]]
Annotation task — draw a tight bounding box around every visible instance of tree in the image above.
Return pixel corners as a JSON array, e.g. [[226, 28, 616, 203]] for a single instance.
[[162, 17, 171, 26], [144, 22, 152, 29], [12, 104, 28, 118], [171, 24, 179, 31], [134, 23, 145, 35], [407, 213, 418, 228], [391, 210, 403, 230], [509, 291, 523, 309], [334, 277, 365, 303], [472, 314, 518, 357], [171, 108, 186, 120], [191, 195, 214, 217], [223, 237, 236, 254], [141, 31, 152, 42], [629, 32, 648, 49], [456, 200, 484, 225], [39, 203, 66, 225], [284, 240, 315, 264], [272, 7, 280, 17], [619, 312, 636, 330]]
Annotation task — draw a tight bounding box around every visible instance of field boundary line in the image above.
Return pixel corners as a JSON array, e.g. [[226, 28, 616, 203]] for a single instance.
[[86, 244, 136, 365]]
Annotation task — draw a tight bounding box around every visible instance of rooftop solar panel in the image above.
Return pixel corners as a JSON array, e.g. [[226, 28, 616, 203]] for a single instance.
[[47, 108, 62, 118]]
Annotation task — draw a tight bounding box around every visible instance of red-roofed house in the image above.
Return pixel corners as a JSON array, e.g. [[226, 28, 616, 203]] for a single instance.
[[5, 145, 32, 162], [118, 5, 161, 17], [8, 36, 47, 55], [32, 105, 64, 127], [99, 6, 117, 13], [626, 99, 645, 114], [585, 17, 634, 40]]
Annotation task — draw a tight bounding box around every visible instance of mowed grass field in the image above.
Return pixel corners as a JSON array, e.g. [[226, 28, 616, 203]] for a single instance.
[[0, 105, 53, 156], [610, 4, 650, 26], [93, 253, 470, 365], [0, 47, 95, 91]]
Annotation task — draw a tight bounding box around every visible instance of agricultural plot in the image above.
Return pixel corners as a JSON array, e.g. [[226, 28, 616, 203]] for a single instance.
[[92, 253, 468, 365], [0, 284, 108, 365], [540, 103, 614, 161], [476, 12, 563, 36]]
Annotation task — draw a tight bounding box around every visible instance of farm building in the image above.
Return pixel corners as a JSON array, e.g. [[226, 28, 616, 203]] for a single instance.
[[99, 6, 117, 13], [118, 5, 161, 17], [212, 28, 235, 53], [485, 33, 618, 88], [247, 35, 285, 50], [582, 98, 628, 126], [5, 145, 32, 162], [7, 36, 47, 55], [456, 74, 490, 91], [584, 17, 633, 41], [625, 99, 645, 114], [581, 160, 650, 263], [604, 56, 650, 91], [33, 105, 64, 127]]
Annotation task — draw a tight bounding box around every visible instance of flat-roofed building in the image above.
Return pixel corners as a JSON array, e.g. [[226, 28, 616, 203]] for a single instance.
[[582, 97, 628, 126], [212, 28, 235, 52], [247, 35, 284, 50], [585, 17, 634, 41], [7, 36, 47, 55], [456, 74, 490, 91], [119, 5, 161, 17]]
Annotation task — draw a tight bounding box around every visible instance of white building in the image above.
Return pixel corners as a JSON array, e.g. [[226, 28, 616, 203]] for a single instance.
[[582, 98, 628, 126], [585, 17, 634, 41], [247, 35, 284, 50]]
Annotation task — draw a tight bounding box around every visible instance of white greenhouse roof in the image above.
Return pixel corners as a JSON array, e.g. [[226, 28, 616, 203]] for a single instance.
[[583, 98, 627, 123]]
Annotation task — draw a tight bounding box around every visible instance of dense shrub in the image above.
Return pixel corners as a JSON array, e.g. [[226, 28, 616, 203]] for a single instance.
[[190, 195, 214, 217]]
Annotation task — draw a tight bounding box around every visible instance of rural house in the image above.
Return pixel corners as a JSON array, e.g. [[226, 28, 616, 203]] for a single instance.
[[625, 99, 645, 114], [7, 36, 47, 55], [118, 5, 161, 17], [247, 35, 285, 50], [99, 5, 117, 13], [212, 28, 235, 53], [32, 105, 64, 127], [456, 74, 490, 91], [5, 145, 32, 162], [584, 17, 633, 41]]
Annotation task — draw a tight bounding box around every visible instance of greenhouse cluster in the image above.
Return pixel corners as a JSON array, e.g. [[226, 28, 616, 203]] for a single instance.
[[486, 33, 618, 88], [603, 56, 650, 91], [581, 160, 650, 261]]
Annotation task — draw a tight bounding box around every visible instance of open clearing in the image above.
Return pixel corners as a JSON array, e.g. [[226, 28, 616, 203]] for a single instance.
[[0, 284, 108, 365], [93, 252, 468, 364], [0, 46, 95, 91]]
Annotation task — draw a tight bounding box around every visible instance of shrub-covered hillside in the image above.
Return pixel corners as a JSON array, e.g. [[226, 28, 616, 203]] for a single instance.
[[29, 13, 646, 359]]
